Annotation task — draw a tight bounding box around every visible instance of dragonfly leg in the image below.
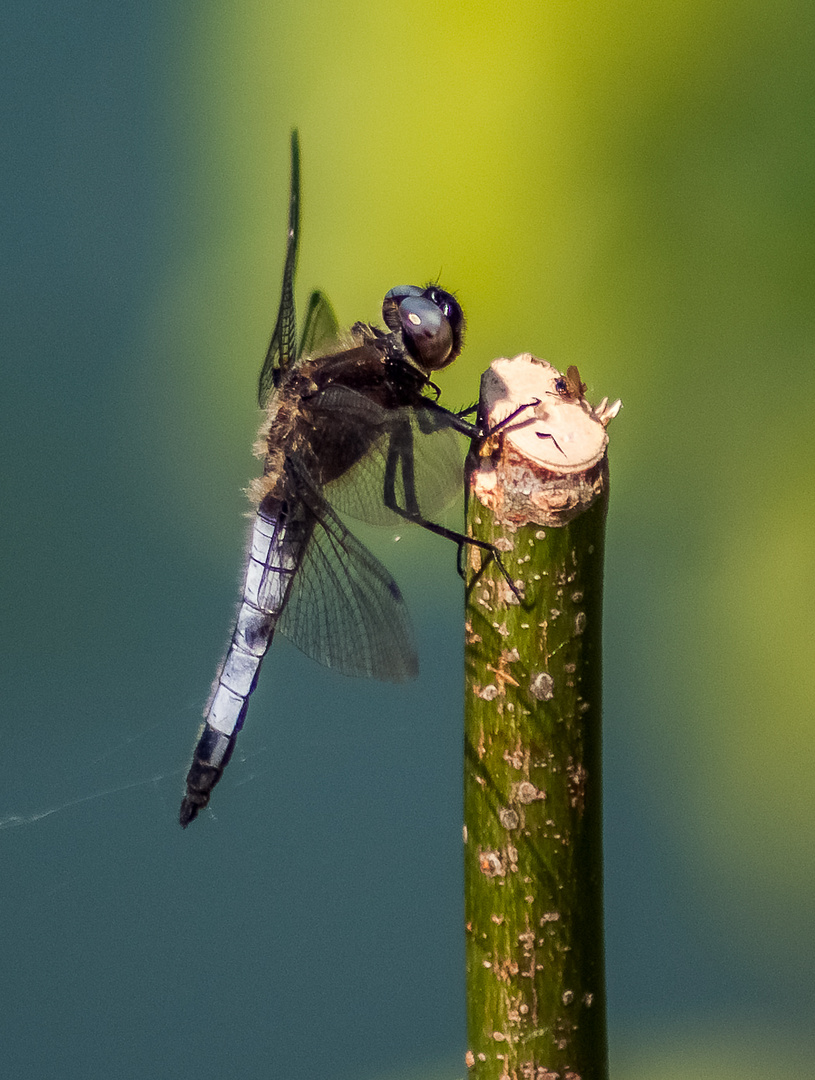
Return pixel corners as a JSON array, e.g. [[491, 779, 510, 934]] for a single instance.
[[382, 423, 523, 601], [418, 397, 546, 442], [416, 398, 481, 439]]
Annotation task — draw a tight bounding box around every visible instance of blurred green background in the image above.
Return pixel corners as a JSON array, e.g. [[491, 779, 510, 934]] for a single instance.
[[2, 1, 814, 1078]]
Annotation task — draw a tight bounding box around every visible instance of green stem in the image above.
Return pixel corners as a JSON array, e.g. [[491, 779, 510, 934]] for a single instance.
[[463, 357, 615, 1080]]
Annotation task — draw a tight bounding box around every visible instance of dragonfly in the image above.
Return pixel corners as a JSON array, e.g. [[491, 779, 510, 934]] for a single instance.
[[179, 131, 496, 827]]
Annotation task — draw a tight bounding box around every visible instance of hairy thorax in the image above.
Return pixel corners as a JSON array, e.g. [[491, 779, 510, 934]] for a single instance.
[[247, 324, 397, 506]]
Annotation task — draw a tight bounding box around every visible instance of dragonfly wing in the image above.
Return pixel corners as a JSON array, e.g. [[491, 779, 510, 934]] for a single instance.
[[258, 130, 301, 406], [299, 289, 340, 358], [317, 390, 466, 526], [277, 484, 418, 683]]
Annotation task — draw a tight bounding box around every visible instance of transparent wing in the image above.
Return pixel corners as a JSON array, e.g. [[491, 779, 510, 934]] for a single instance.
[[258, 130, 301, 406], [277, 485, 418, 683], [316, 388, 466, 526], [299, 289, 340, 358]]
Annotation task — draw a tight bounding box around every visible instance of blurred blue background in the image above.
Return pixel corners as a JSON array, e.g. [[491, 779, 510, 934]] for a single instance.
[[2, 2, 814, 1078]]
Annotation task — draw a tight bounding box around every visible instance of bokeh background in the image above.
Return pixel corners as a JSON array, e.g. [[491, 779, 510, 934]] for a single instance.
[[2, 2, 814, 1078]]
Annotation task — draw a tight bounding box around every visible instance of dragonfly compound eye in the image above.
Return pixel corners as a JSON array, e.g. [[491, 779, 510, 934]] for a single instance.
[[400, 289, 467, 371], [382, 285, 464, 371], [397, 295, 457, 371], [421, 286, 464, 333]]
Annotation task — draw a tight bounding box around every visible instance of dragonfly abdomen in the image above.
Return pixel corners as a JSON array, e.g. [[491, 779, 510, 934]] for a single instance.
[[207, 509, 298, 734], [179, 503, 309, 827]]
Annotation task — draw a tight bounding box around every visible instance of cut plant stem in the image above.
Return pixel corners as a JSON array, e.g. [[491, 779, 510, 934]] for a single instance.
[[463, 354, 620, 1080]]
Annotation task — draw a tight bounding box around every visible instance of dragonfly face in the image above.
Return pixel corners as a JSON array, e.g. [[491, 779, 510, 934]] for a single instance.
[[179, 132, 474, 827]]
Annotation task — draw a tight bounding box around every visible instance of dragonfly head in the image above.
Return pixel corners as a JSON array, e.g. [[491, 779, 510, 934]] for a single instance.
[[382, 285, 465, 373]]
